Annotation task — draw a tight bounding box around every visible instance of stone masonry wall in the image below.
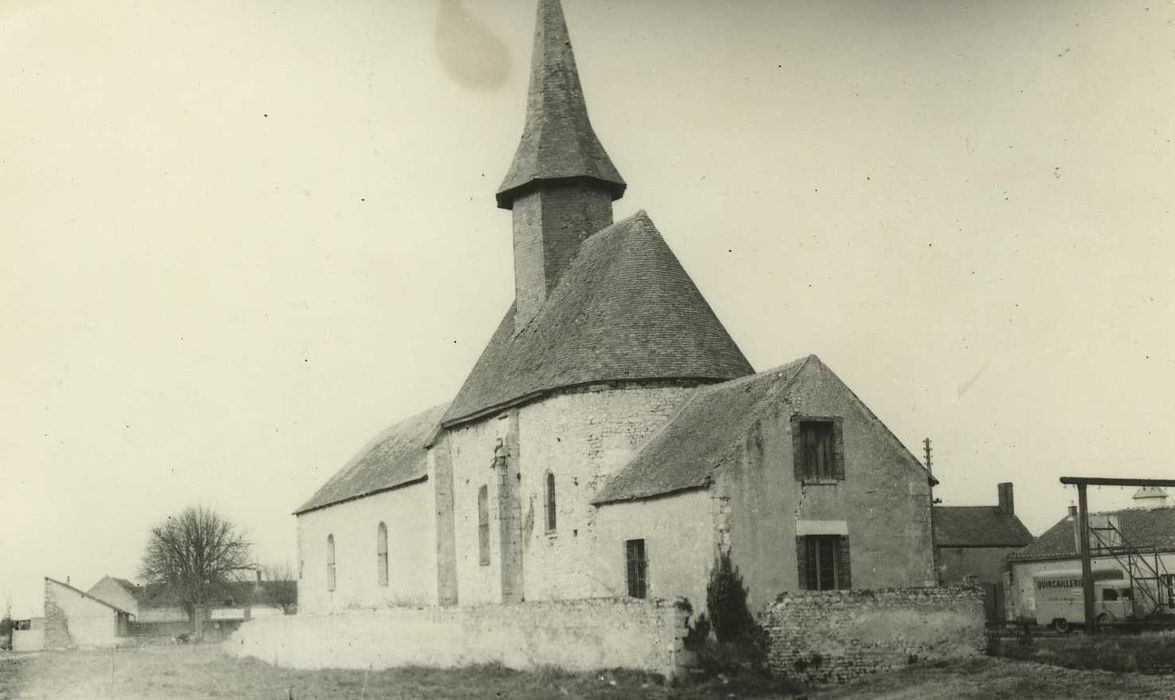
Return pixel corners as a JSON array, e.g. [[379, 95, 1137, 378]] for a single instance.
[[512, 184, 613, 331], [761, 587, 985, 686], [516, 385, 696, 601], [718, 359, 937, 611], [226, 597, 690, 681]]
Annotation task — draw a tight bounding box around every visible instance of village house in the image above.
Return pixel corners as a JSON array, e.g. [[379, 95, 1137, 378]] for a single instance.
[[293, 0, 937, 619], [88, 574, 292, 638], [42, 577, 133, 649], [1007, 488, 1175, 622], [934, 482, 1034, 585]]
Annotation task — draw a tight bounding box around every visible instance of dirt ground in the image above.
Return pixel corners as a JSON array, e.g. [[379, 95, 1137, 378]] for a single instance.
[[2, 645, 1175, 699]]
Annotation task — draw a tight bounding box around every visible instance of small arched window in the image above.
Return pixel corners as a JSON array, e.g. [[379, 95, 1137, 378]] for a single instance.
[[326, 534, 336, 592], [545, 472, 557, 532], [377, 522, 389, 587]]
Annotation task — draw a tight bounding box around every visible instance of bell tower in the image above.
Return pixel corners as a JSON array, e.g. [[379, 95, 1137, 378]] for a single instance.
[[497, 0, 626, 332]]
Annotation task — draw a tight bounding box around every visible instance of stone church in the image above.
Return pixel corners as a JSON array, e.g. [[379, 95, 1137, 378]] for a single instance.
[[294, 0, 936, 616]]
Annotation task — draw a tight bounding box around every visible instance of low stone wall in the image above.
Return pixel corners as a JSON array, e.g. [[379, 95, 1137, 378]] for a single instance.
[[226, 598, 689, 680], [761, 587, 985, 686]]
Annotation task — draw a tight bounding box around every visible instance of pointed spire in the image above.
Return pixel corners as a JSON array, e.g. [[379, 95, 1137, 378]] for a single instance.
[[496, 0, 626, 210]]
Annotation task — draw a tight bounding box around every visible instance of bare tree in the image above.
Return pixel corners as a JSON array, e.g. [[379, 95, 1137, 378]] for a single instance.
[[140, 506, 253, 631], [259, 562, 298, 614]]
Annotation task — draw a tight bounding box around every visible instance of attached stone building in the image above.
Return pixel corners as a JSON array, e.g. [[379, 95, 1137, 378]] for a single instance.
[[294, 0, 937, 617], [933, 483, 1034, 585]]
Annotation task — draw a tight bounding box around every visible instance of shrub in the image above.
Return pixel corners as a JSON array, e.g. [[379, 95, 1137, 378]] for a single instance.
[[696, 551, 769, 675], [685, 612, 711, 651], [706, 551, 757, 644]]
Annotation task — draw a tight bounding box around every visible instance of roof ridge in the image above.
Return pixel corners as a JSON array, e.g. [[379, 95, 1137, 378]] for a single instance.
[[44, 577, 133, 615]]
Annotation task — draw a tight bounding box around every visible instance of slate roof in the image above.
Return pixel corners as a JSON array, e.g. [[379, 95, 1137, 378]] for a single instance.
[[593, 357, 811, 504], [933, 506, 1034, 548], [442, 211, 753, 427], [1009, 506, 1175, 562], [497, 0, 625, 209], [295, 402, 449, 514]]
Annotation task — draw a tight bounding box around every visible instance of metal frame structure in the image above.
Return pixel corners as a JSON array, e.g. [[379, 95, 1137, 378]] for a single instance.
[[1059, 476, 1175, 634]]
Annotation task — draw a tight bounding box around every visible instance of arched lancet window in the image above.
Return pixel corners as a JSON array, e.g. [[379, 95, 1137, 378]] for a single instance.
[[326, 534, 336, 592], [478, 485, 490, 566], [377, 522, 388, 587], [545, 472, 557, 532]]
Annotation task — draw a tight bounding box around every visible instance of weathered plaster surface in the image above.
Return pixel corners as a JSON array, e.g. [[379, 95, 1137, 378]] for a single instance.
[[296, 483, 436, 613]]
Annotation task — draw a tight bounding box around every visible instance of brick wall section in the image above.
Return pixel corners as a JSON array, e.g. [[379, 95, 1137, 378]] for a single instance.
[[760, 587, 986, 686], [512, 184, 613, 331], [226, 597, 691, 681]]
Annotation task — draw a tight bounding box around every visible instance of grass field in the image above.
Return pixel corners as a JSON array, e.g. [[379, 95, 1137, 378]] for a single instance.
[[3, 644, 1175, 699]]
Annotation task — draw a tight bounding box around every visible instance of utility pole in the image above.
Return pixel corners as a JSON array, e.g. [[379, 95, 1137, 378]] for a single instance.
[[924, 437, 940, 584]]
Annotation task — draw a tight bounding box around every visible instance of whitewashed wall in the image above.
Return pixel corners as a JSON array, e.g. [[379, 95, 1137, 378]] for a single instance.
[[296, 483, 436, 613]]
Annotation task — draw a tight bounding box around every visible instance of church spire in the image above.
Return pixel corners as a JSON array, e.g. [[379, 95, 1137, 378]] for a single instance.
[[501, 0, 627, 332], [496, 0, 626, 210]]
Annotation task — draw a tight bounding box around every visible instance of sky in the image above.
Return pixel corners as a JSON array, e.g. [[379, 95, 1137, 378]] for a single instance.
[[2, 0, 1173, 618]]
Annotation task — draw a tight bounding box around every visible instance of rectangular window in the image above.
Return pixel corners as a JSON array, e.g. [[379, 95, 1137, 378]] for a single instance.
[[625, 539, 648, 599], [1166, 575, 1175, 609], [478, 485, 490, 567], [798, 535, 851, 590], [793, 418, 845, 481]]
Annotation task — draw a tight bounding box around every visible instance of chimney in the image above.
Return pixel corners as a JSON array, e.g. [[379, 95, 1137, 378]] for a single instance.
[[1068, 505, 1077, 517], [997, 482, 1014, 516], [1070, 505, 1080, 552]]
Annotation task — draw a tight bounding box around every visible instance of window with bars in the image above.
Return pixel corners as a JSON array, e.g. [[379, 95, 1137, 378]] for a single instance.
[[797, 535, 851, 591], [326, 534, 336, 592], [478, 485, 490, 567], [377, 522, 388, 587], [793, 418, 845, 481], [625, 539, 648, 599], [545, 472, 557, 533]]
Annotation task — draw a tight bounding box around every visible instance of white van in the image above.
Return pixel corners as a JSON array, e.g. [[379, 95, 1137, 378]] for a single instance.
[[1033, 569, 1133, 632]]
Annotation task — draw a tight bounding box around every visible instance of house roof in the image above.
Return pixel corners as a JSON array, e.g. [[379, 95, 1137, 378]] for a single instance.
[[136, 580, 289, 609], [44, 577, 133, 616], [295, 402, 449, 514], [1009, 506, 1175, 562], [933, 506, 1034, 548], [496, 0, 625, 209], [593, 357, 811, 504], [442, 211, 754, 428]]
